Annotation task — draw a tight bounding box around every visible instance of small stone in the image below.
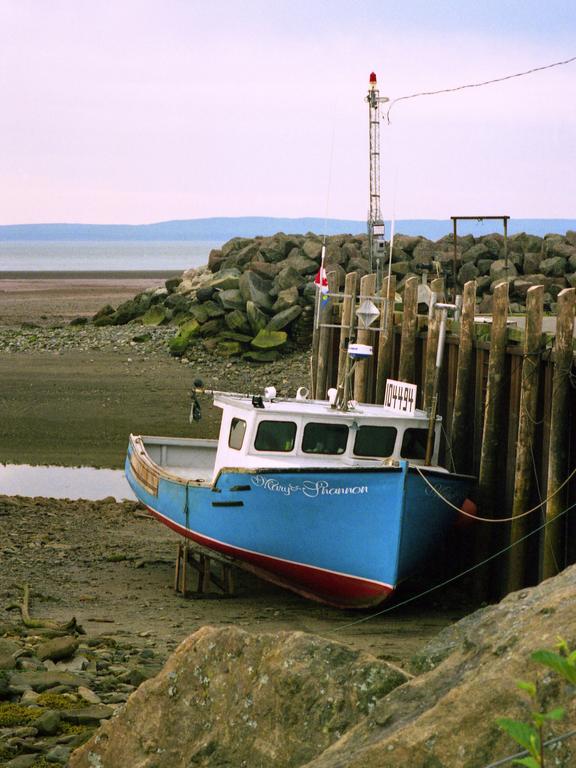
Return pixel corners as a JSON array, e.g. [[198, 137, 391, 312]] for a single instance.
[[45, 744, 71, 764], [4, 755, 40, 768], [60, 704, 114, 724], [34, 709, 61, 736], [36, 635, 79, 663], [20, 689, 40, 703], [78, 686, 102, 704]]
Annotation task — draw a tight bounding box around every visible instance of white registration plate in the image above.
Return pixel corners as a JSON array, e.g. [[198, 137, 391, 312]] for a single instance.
[[383, 379, 417, 415]]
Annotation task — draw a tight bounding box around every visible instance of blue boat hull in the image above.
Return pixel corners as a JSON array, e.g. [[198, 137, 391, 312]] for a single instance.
[[126, 446, 472, 608]]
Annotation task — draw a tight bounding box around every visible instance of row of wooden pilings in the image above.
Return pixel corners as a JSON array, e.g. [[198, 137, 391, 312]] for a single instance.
[[310, 272, 576, 599]]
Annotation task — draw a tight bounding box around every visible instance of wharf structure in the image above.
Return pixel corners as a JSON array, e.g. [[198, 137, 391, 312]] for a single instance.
[[311, 273, 576, 598]]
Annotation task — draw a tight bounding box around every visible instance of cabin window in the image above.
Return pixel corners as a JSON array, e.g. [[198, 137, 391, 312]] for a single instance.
[[254, 420, 297, 452], [353, 425, 397, 458], [302, 422, 349, 455], [228, 418, 247, 450], [400, 428, 429, 460]]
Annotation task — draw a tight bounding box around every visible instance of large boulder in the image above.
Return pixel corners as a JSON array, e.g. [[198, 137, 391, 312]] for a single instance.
[[411, 240, 436, 268], [302, 566, 576, 768], [246, 301, 269, 334], [267, 305, 303, 331], [251, 329, 288, 349], [390, 261, 413, 277], [68, 627, 407, 768], [276, 266, 306, 292], [457, 262, 479, 285], [341, 241, 361, 264], [206, 268, 242, 292], [393, 234, 421, 254], [221, 237, 253, 258], [247, 261, 284, 281], [284, 251, 320, 276], [540, 256, 567, 277], [523, 250, 543, 275], [239, 271, 273, 312], [272, 286, 300, 313], [224, 242, 261, 269], [140, 306, 168, 326], [165, 276, 182, 293], [168, 319, 200, 356], [512, 275, 547, 298], [490, 259, 518, 281], [216, 288, 246, 311], [187, 302, 210, 324], [302, 238, 323, 261], [258, 235, 298, 263], [207, 248, 224, 272], [544, 241, 576, 261], [225, 309, 251, 335], [347, 255, 370, 275], [460, 243, 489, 263], [482, 235, 503, 257]]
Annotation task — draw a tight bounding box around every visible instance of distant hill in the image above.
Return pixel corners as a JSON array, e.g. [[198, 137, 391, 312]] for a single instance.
[[0, 217, 574, 241]]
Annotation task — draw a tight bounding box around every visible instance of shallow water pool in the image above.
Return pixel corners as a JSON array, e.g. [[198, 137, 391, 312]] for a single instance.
[[0, 464, 136, 501]]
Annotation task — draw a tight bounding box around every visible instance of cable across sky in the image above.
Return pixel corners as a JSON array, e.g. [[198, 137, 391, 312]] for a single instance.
[[385, 54, 576, 123]]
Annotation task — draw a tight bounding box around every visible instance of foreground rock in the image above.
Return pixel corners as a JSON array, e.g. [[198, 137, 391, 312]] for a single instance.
[[69, 627, 408, 768], [69, 566, 576, 768], [306, 565, 576, 768]]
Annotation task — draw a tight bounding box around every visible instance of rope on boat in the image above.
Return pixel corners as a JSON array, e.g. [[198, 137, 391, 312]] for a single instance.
[[414, 464, 576, 523], [326, 497, 576, 633]]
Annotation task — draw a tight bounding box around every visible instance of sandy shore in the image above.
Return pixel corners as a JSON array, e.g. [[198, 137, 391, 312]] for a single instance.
[[0, 270, 176, 325], [0, 272, 478, 682]]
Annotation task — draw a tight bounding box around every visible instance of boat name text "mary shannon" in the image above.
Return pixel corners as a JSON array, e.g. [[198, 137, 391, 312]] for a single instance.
[[250, 476, 368, 498]]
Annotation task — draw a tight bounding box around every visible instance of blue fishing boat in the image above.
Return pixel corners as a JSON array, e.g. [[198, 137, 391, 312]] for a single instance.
[[125, 382, 474, 608]]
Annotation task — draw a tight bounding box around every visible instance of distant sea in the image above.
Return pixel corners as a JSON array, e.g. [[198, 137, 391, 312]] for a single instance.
[[0, 240, 222, 272]]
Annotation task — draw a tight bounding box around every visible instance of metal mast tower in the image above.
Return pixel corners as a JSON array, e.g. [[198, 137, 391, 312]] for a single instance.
[[366, 72, 388, 286]]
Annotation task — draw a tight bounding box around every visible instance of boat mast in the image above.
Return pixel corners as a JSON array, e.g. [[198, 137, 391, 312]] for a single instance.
[[424, 298, 461, 465], [366, 72, 389, 288]]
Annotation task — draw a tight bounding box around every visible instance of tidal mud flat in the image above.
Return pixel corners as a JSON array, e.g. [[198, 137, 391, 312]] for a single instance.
[[0, 272, 497, 768], [0, 496, 468, 766], [1, 273, 574, 767], [0, 272, 469, 651]]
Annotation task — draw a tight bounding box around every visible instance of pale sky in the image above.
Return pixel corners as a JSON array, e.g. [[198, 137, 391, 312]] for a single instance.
[[0, 0, 574, 224]]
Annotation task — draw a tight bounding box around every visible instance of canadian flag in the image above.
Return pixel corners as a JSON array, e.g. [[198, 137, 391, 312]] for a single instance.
[[314, 264, 328, 293], [314, 245, 329, 295]]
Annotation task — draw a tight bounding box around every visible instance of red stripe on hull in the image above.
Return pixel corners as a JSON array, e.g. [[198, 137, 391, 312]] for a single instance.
[[146, 506, 393, 609]]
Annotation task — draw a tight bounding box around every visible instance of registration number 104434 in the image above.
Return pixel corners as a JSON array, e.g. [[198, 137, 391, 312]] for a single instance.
[[383, 379, 417, 415]]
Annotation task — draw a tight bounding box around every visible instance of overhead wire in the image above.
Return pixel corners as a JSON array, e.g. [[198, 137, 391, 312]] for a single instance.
[[385, 54, 576, 124]]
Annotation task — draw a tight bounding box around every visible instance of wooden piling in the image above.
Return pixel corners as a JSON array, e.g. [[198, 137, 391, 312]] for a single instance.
[[450, 281, 477, 473], [315, 270, 339, 399], [398, 276, 418, 384], [542, 287, 576, 579], [507, 285, 544, 592], [375, 275, 396, 403], [423, 278, 445, 411], [336, 271, 358, 398], [478, 281, 510, 514], [475, 282, 509, 597], [354, 273, 377, 402]]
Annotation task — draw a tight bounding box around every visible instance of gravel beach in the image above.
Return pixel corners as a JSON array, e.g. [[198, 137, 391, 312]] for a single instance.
[[0, 272, 475, 766]]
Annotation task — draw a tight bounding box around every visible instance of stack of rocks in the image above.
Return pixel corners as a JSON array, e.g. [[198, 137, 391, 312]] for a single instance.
[[90, 230, 576, 360]]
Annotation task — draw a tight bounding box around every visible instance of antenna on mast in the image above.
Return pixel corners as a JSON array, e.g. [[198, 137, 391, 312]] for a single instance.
[[366, 72, 389, 288]]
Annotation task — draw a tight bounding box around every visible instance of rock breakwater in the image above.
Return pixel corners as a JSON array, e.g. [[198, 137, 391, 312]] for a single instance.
[[88, 230, 576, 361]]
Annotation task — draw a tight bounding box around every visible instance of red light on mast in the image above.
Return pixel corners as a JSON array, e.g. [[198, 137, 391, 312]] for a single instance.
[[369, 72, 377, 84]]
